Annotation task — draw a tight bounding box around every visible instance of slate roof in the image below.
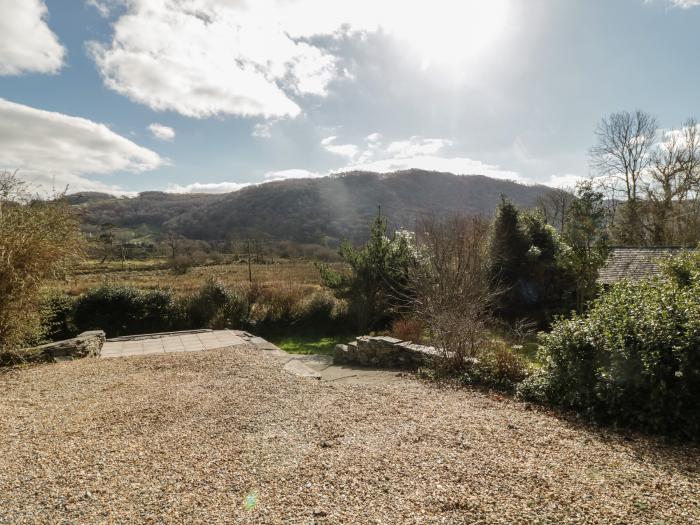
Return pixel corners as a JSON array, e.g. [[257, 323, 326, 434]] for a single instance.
[[597, 246, 688, 285]]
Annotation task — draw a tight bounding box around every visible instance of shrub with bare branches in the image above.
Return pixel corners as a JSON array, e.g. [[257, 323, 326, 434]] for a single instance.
[[390, 317, 425, 344], [0, 172, 85, 352], [408, 215, 497, 371]]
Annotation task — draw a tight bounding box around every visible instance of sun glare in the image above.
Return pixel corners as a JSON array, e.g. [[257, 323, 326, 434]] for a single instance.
[[390, 0, 510, 69]]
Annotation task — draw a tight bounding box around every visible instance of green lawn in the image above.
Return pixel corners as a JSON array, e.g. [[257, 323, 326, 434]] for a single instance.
[[515, 339, 540, 364], [271, 332, 541, 364], [270, 334, 354, 355]]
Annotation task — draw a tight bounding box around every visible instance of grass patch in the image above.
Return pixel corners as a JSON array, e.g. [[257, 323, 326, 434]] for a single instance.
[[514, 339, 540, 365], [0, 346, 52, 367], [270, 333, 353, 355]]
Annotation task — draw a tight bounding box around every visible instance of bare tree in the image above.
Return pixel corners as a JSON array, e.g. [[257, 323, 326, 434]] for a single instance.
[[590, 110, 658, 244], [0, 170, 22, 219], [98, 222, 116, 263], [408, 215, 497, 370], [166, 230, 179, 258], [646, 119, 700, 244], [536, 187, 575, 231]]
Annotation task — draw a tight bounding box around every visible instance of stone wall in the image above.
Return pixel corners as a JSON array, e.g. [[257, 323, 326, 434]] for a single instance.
[[32, 330, 106, 362], [333, 336, 440, 369]]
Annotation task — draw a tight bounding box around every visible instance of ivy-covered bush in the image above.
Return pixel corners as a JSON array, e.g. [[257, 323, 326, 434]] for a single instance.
[[520, 253, 700, 438]]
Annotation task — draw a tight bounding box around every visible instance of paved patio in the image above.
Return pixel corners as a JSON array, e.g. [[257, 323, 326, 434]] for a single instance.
[[101, 330, 246, 358], [99, 330, 409, 384]]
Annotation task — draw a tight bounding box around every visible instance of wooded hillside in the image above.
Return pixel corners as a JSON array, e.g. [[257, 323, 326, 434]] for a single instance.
[[77, 170, 553, 243]]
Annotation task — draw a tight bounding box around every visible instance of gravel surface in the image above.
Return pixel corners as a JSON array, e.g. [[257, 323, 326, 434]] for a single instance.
[[1, 346, 698, 524]]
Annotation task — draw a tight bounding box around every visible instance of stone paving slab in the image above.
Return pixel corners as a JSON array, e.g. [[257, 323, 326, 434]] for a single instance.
[[100, 329, 322, 381], [101, 330, 406, 385], [291, 354, 412, 385], [283, 359, 322, 380], [101, 330, 246, 358]]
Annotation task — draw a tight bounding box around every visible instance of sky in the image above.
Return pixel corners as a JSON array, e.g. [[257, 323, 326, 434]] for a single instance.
[[0, 0, 699, 195]]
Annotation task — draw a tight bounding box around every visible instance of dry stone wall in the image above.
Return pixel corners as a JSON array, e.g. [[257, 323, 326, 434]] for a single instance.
[[33, 331, 106, 362], [334, 336, 440, 369]]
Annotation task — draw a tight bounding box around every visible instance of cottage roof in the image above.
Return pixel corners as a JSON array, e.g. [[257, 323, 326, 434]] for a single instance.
[[597, 246, 688, 285]]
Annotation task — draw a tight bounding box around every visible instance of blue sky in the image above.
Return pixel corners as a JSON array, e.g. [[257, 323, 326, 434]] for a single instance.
[[0, 0, 699, 194]]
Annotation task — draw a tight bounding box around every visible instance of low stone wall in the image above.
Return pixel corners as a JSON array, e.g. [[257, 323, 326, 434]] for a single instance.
[[333, 336, 440, 369], [33, 331, 106, 362]]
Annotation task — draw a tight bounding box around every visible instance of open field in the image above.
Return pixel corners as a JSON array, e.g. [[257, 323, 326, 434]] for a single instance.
[[48, 259, 346, 296], [1, 348, 698, 524]]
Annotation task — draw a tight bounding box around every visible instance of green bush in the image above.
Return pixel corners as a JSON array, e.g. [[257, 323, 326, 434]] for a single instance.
[[39, 291, 78, 341], [73, 284, 178, 337], [222, 290, 250, 329], [488, 198, 575, 326], [459, 341, 530, 393], [51, 279, 346, 343], [294, 291, 337, 330], [185, 278, 235, 329], [520, 263, 700, 438], [140, 288, 183, 333], [319, 214, 414, 333]]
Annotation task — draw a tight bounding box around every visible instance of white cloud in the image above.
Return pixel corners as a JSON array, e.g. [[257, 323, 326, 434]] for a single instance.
[[645, 0, 700, 8], [0, 0, 65, 75], [0, 98, 165, 193], [264, 168, 325, 182], [321, 136, 359, 158], [386, 137, 454, 157], [88, 0, 339, 119], [334, 134, 519, 180], [662, 0, 700, 8], [348, 155, 521, 181], [165, 169, 324, 193], [322, 134, 520, 180], [658, 122, 700, 147], [544, 174, 585, 189], [327, 144, 359, 158], [87, 0, 110, 17], [253, 121, 276, 139], [277, 0, 510, 69], [87, 0, 124, 17], [166, 181, 250, 193], [88, 0, 512, 119], [148, 123, 175, 141]]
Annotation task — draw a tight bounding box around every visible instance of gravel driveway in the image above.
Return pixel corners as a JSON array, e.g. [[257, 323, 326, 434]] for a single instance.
[[1, 346, 698, 524]]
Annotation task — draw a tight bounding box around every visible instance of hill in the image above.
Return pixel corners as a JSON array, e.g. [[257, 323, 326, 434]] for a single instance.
[[79, 170, 554, 244], [64, 192, 117, 205]]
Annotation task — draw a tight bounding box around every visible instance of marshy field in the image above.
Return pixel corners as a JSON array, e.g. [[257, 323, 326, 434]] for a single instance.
[[50, 258, 345, 297]]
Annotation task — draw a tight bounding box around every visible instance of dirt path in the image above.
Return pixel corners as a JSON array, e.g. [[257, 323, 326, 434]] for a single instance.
[[1, 347, 698, 524]]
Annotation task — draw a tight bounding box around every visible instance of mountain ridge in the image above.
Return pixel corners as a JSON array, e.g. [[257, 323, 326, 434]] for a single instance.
[[78, 170, 555, 243]]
